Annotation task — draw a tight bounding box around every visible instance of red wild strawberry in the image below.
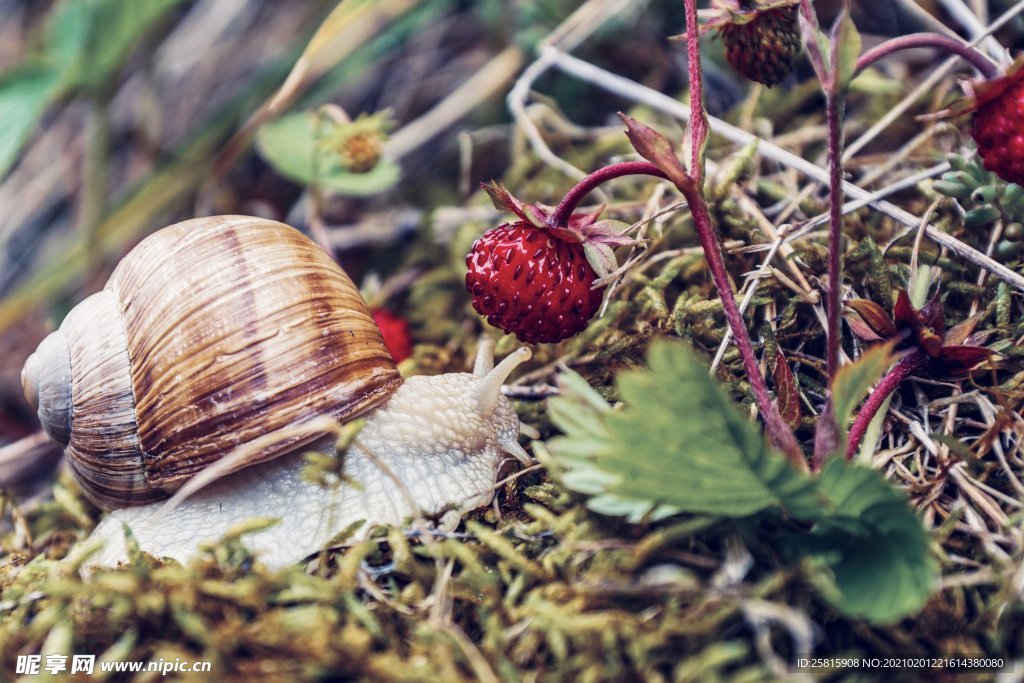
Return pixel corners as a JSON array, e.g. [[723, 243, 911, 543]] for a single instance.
[[465, 182, 635, 344], [371, 308, 413, 362], [972, 64, 1024, 186], [466, 223, 603, 344]]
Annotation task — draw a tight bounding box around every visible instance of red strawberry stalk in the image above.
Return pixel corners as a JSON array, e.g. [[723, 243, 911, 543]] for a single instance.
[[845, 350, 927, 458], [854, 34, 998, 80], [548, 161, 668, 227]]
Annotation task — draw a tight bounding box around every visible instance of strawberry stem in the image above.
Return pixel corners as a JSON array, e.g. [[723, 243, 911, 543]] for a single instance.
[[683, 0, 708, 184], [824, 91, 844, 381], [846, 349, 927, 458], [548, 161, 668, 228], [679, 0, 801, 467], [856, 33, 999, 80]]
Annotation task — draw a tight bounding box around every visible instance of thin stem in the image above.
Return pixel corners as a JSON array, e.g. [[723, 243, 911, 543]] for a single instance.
[[680, 0, 800, 465], [549, 161, 667, 227], [846, 350, 928, 458], [683, 0, 707, 183], [824, 92, 844, 380], [855, 33, 999, 80], [681, 186, 775, 419], [798, 0, 818, 26]]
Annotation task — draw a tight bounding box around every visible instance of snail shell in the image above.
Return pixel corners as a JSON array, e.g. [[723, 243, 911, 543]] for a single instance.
[[21, 215, 402, 510]]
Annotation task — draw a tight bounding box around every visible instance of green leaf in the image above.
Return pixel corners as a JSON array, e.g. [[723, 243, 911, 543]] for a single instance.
[[0, 65, 62, 179], [831, 341, 894, 432], [546, 339, 821, 520], [830, 10, 862, 94], [800, 458, 937, 624], [256, 112, 401, 196], [44, 0, 184, 91], [856, 394, 891, 463]]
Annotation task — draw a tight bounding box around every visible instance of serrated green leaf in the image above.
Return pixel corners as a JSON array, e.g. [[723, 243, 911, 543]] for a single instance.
[[800, 458, 937, 624], [546, 339, 821, 520], [832, 341, 895, 431], [256, 112, 401, 196], [0, 65, 62, 179]]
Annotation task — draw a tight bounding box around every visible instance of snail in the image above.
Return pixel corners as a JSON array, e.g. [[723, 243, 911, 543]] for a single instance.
[[21, 215, 532, 568]]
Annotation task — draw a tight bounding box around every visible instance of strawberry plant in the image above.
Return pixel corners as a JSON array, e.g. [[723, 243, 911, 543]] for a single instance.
[[464, 0, 1023, 630]]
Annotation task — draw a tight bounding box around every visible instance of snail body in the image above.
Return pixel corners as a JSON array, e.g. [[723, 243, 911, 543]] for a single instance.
[[22, 216, 531, 567]]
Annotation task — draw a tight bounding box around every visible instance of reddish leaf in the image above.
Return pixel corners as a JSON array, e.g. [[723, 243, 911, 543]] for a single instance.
[[566, 205, 604, 229], [766, 399, 806, 471], [846, 299, 896, 338], [893, 290, 917, 329], [845, 314, 884, 341], [965, 330, 994, 347], [945, 313, 982, 347], [546, 226, 585, 243], [581, 220, 636, 247], [918, 293, 945, 332], [617, 113, 692, 192], [936, 345, 992, 374], [773, 354, 802, 431]]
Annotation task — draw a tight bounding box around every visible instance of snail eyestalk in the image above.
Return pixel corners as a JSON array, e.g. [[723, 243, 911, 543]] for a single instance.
[[477, 347, 532, 414]]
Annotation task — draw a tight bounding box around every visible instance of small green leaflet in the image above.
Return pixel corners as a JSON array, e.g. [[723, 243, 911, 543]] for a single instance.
[[830, 10, 862, 94], [831, 341, 895, 432], [256, 112, 401, 196]]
